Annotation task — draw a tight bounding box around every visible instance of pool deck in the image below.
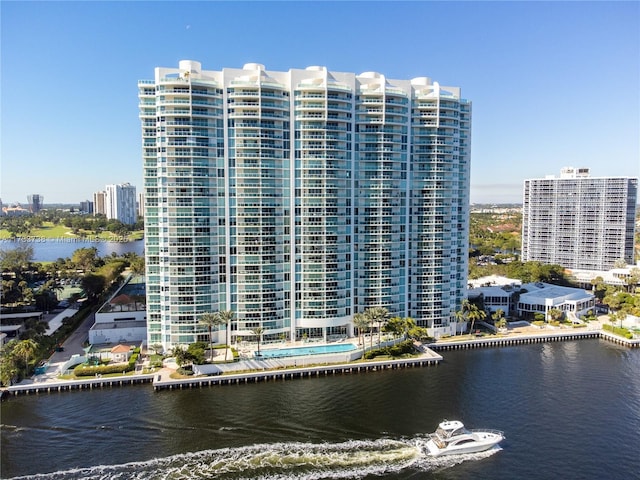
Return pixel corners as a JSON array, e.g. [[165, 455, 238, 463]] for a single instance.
[[152, 346, 443, 391]]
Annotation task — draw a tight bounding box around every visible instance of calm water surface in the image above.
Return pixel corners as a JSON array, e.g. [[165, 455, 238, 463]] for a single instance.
[[0, 239, 144, 262], [2, 339, 639, 479]]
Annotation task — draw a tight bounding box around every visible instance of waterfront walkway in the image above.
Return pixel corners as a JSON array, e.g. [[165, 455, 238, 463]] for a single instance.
[[3, 323, 638, 398]]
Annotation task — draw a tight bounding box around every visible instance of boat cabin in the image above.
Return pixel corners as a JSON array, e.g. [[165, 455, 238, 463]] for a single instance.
[[435, 420, 468, 439]]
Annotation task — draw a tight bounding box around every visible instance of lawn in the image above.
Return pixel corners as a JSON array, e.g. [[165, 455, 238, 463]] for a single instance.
[[0, 222, 143, 241]]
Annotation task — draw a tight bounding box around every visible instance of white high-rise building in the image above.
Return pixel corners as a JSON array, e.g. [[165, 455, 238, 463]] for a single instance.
[[139, 61, 471, 350], [522, 167, 638, 271], [105, 183, 137, 225]]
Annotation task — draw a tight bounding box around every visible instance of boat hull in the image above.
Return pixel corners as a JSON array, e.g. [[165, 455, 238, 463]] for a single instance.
[[425, 434, 503, 457]]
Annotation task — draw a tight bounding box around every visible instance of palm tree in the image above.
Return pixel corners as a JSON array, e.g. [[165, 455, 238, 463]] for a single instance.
[[454, 300, 470, 335], [251, 326, 264, 356], [13, 339, 38, 377], [199, 312, 225, 362], [353, 312, 369, 352], [547, 308, 563, 323], [491, 308, 505, 332], [365, 306, 390, 347], [218, 310, 235, 361], [0, 341, 20, 386], [466, 303, 487, 337], [615, 309, 628, 329]]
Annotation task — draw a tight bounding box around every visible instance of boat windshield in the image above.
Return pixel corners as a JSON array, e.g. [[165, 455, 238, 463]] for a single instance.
[[436, 426, 468, 438]]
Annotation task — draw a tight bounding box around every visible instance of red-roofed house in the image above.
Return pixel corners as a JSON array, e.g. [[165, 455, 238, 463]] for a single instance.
[[110, 344, 132, 363]]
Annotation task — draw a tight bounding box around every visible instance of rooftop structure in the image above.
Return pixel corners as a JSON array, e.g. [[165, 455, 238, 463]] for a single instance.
[[518, 282, 595, 321]]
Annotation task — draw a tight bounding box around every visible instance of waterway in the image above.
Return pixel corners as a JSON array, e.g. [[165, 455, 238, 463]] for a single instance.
[[1, 339, 639, 479], [0, 239, 144, 262]]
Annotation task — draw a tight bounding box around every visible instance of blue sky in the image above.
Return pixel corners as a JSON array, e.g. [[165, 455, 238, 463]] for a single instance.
[[1, 1, 638, 205]]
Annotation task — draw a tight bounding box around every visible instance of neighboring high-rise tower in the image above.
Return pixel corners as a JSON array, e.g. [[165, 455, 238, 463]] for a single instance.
[[27, 194, 43, 213], [93, 191, 106, 216], [139, 61, 471, 350], [105, 183, 137, 225], [522, 167, 638, 270]]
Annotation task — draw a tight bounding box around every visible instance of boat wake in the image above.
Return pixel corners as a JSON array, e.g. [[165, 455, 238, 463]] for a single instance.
[[10, 435, 501, 479]]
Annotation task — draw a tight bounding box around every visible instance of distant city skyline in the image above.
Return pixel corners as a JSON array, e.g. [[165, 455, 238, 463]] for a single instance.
[[1, 2, 638, 204]]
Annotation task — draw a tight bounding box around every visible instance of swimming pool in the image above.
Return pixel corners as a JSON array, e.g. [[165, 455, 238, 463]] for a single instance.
[[255, 343, 357, 359]]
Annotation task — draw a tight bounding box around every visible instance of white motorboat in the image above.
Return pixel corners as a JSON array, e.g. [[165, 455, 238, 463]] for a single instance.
[[425, 420, 504, 457]]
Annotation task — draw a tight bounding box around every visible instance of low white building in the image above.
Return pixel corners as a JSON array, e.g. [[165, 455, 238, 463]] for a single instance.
[[468, 285, 513, 316], [89, 276, 146, 346], [467, 275, 522, 317], [517, 282, 595, 322], [569, 262, 640, 289], [468, 277, 596, 322]]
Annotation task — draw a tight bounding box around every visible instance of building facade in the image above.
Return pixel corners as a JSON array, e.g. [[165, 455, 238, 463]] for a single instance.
[[27, 194, 43, 213], [522, 167, 638, 271], [93, 191, 106, 216], [139, 61, 471, 350], [79, 200, 94, 214], [105, 183, 137, 225]]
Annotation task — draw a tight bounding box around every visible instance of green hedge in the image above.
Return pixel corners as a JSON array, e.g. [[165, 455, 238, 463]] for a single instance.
[[603, 324, 633, 339], [74, 363, 133, 377], [364, 340, 415, 360]]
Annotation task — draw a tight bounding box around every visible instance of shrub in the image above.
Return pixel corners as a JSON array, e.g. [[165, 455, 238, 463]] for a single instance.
[[74, 363, 133, 377], [603, 324, 633, 339], [177, 366, 194, 376], [364, 340, 415, 360], [128, 353, 139, 368]]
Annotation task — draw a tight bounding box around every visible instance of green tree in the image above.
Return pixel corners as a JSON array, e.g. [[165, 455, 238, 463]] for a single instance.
[[199, 312, 225, 362], [407, 324, 432, 342], [172, 346, 188, 367], [13, 339, 38, 377], [218, 310, 235, 361], [547, 308, 564, 323], [455, 300, 470, 335], [0, 245, 34, 271], [590, 276, 607, 301], [466, 303, 487, 336], [352, 312, 370, 351], [0, 341, 20, 386], [81, 273, 107, 301], [614, 309, 628, 328], [365, 306, 390, 347], [71, 247, 101, 271], [384, 317, 417, 341], [251, 326, 264, 356], [625, 268, 640, 293], [613, 258, 628, 269], [384, 316, 406, 339], [491, 308, 506, 331]]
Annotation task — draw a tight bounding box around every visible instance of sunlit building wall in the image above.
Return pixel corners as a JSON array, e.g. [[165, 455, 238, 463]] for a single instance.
[[522, 167, 638, 270], [139, 61, 471, 350]]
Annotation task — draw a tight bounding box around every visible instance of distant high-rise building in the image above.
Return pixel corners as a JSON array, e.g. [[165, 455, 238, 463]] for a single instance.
[[522, 167, 638, 270], [79, 200, 94, 214], [139, 61, 471, 350], [137, 192, 145, 218], [93, 191, 106, 216], [27, 194, 43, 213], [105, 183, 137, 225]]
